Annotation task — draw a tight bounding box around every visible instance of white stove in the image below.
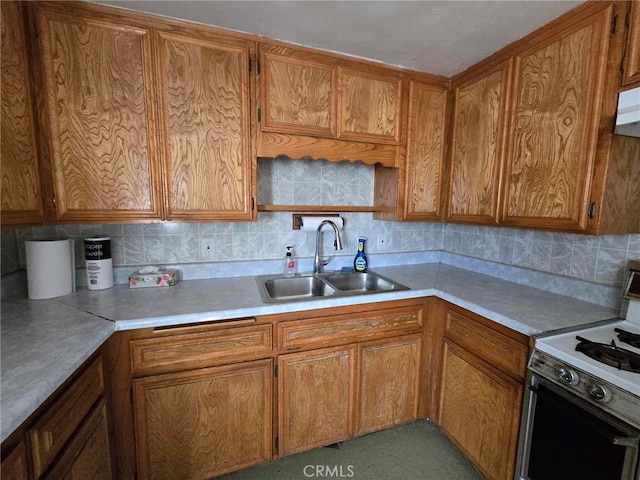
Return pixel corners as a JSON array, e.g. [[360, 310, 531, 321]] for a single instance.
[[517, 262, 640, 480], [529, 261, 640, 430], [535, 319, 640, 396]]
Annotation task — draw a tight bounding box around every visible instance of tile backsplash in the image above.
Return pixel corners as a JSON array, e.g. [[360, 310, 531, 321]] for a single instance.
[[2, 158, 638, 291]]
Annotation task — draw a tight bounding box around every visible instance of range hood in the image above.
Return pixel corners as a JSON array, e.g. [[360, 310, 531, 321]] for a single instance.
[[614, 87, 640, 138]]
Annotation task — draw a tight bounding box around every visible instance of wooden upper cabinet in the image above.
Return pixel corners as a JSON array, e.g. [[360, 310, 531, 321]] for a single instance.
[[1, 1, 44, 226], [501, 8, 611, 231], [403, 81, 447, 220], [446, 61, 512, 224], [258, 44, 402, 166], [622, 0, 640, 87], [37, 5, 162, 222], [261, 50, 336, 137], [156, 31, 255, 221], [338, 68, 402, 144]]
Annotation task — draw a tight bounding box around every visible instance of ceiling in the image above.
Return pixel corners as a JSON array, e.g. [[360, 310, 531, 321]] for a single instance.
[[99, 1, 583, 77]]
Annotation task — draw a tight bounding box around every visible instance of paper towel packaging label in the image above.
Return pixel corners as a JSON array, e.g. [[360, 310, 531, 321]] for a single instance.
[[84, 238, 112, 259], [84, 237, 114, 290]]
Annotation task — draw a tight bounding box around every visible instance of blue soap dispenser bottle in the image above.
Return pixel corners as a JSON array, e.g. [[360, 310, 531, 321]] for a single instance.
[[354, 238, 368, 272]]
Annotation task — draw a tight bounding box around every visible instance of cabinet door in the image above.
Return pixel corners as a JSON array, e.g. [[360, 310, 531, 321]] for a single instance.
[[156, 31, 254, 220], [502, 7, 611, 231], [45, 401, 112, 480], [622, 1, 640, 87], [357, 334, 421, 435], [1, 441, 29, 480], [1, 1, 43, 226], [261, 50, 336, 137], [438, 340, 523, 480], [338, 68, 402, 144], [446, 61, 512, 224], [279, 345, 356, 456], [133, 359, 272, 480], [404, 81, 447, 220], [37, 6, 162, 222]]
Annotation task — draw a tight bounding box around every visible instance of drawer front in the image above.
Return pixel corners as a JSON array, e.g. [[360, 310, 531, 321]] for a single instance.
[[29, 355, 104, 478], [279, 306, 422, 350], [130, 324, 273, 375], [445, 309, 528, 380]]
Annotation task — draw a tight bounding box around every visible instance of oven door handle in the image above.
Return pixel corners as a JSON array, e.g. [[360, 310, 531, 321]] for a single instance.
[[612, 436, 639, 449]]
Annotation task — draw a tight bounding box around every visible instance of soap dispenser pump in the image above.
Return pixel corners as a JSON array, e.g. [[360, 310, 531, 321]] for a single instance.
[[284, 246, 297, 277]]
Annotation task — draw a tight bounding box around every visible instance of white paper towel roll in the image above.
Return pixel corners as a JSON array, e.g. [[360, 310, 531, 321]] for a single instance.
[[25, 239, 75, 300], [299, 216, 344, 232]]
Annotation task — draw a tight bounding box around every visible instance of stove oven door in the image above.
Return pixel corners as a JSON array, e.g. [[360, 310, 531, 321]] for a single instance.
[[517, 374, 639, 480]]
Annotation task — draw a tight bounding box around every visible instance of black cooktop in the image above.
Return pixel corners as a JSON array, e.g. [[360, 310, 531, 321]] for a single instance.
[[575, 335, 640, 373]]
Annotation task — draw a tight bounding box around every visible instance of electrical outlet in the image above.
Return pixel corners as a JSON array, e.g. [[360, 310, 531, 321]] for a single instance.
[[200, 238, 214, 259], [377, 235, 388, 251]]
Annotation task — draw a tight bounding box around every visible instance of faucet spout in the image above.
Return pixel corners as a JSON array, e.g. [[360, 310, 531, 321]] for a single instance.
[[313, 220, 343, 274]]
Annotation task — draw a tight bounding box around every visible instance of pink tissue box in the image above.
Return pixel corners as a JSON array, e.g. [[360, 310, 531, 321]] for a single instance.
[[129, 269, 178, 288]]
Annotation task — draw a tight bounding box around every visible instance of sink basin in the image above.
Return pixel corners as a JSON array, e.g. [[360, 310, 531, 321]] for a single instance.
[[323, 272, 403, 292], [262, 275, 336, 301], [256, 271, 409, 303]]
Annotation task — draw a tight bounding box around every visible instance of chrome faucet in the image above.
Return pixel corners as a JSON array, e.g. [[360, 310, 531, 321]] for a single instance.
[[313, 220, 343, 274]]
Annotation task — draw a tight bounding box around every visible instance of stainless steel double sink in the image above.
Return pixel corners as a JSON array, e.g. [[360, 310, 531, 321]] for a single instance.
[[256, 271, 410, 303]]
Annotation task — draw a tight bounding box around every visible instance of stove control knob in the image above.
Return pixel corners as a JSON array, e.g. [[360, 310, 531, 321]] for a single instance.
[[557, 367, 578, 385], [586, 383, 610, 402]]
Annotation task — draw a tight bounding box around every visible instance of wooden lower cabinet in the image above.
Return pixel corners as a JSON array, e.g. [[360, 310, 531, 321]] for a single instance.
[[439, 341, 523, 480], [278, 345, 356, 456], [132, 359, 272, 480], [1, 351, 112, 480], [45, 401, 112, 480], [1, 442, 29, 480], [274, 299, 427, 457], [357, 334, 421, 435], [434, 303, 529, 480]]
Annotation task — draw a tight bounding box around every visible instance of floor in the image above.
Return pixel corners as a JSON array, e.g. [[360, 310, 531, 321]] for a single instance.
[[219, 420, 483, 480]]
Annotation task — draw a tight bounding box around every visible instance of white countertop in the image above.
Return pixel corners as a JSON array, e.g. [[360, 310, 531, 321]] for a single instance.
[[0, 262, 619, 443], [0, 298, 114, 443]]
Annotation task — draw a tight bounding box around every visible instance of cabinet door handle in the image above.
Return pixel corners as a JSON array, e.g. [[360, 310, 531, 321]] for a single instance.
[[588, 202, 596, 219]]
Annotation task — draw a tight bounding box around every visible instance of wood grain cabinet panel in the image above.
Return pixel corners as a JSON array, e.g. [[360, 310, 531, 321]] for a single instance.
[[279, 345, 356, 456], [29, 356, 104, 478], [403, 81, 447, 220], [445, 309, 529, 380], [257, 45, 402, 167], [446, 61, 512, 224], [156, 31, 254, 220], [1, 0, 43, 226], [133, 359, 272, 480], [1, 441, 29, 480], [278, 306, 422, 350], [622, 0, 640, 87], [502, 8, 610, 231], [261, 52, 336, 137], [433, 302, 529, 480], [439, 341, 523, 480], [37, 6, 162, 222], [45, 401, 112, 480], [338, 68, 402, 145], [357, 334, 421, 435], [130, 323, 272, 375]]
